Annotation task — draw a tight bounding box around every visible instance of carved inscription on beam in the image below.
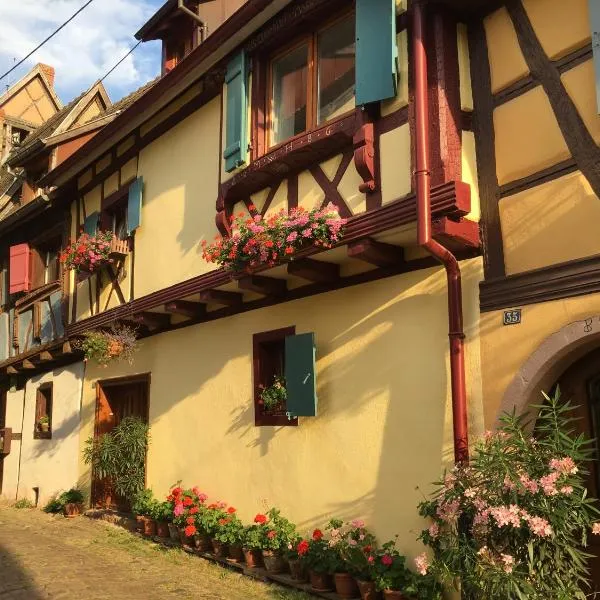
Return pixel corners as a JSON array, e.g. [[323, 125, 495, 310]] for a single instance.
[[165, 301, 206, 319], [238, 275, 287, 296], [287, 258, 341, 283], [199, 289, 243, 307], [347, 238, 405, 268]]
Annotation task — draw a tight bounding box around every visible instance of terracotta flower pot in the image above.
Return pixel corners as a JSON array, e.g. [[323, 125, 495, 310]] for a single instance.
[[262, 550, 286, 574], [357, 580, 382, 600], [63, 503, 82, 518], [243, 548, 263, 568], [168, 523, 179, 541], [335, 573, 360, 599], [228, 544, 244, 562], [288, 558, 308, 582], [136, 515, 145, 533], [194, 534, 212, 553], [211, 538, 228, 558], [156, 521, 170, 538], [143, 518, 157, 537], [310, 570, 334, 592], [383, 591, 408, 600]]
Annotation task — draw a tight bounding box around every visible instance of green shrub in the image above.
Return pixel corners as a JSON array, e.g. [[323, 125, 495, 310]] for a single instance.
[[43, 488, 85, 513], [14, 498, 34, 509]]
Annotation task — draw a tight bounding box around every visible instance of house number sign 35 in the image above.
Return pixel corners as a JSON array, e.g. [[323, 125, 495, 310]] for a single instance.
[[503, 309, 522, 326]]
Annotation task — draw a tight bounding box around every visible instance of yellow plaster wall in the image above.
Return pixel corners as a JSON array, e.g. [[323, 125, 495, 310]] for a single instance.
[[500, 171, 600, 275], [461, 131, 480, 222], [523, 0, 591, 61], [494, 87, 570, 185], [561, 60, 600, 145], [78, 169, 93, 190], [380, 124, 412, 204], [75, 99, 102, 126], [135, 96, 221, 298], [78, 258, 484, 557], [95, 153, 112, 175], [457, 24, 474, 112], [103, 172, 119, 197], [481, 291, 600, 429], [82, 185, 102, 219], [484, 8, 529, 93], [2, 75, 58, 124]]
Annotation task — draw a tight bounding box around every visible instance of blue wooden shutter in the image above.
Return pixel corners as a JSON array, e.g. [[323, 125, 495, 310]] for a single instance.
[[590, 0, 600, 113], [83, 212, 98, 236], [223, 51, 248, 172], [285, 332, 317, 417], [127, 177, 143, 235], [355, 0, 398, 106]]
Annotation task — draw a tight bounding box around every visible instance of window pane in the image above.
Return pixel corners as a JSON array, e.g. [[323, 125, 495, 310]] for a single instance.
[[271, 44, 309, 146], [317, 17, 356, 124]]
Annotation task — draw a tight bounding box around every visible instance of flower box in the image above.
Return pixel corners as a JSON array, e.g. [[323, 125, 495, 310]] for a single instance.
[[62, 232, 130, 273], [108, 236, 130, 259]]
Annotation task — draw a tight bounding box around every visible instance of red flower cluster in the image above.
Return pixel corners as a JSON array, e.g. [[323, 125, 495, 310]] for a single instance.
[[312, 529, 323, 541], [61, 231, 114, 273], [297, 540, 310, 556], [254, 514, 268, 524]]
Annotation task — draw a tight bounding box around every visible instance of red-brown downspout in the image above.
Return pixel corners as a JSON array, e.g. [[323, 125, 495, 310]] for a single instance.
[[413, 1, 469, 463]]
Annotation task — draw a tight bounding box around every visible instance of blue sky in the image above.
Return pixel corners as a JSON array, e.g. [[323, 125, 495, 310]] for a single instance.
[[0, 0, 166, 106]]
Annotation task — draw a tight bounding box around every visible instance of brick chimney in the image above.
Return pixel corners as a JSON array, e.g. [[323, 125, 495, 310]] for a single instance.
[[38, 64, 55, 88]]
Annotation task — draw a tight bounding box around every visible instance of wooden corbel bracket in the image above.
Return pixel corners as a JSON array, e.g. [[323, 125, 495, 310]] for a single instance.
[[353, 110, 377, 194]]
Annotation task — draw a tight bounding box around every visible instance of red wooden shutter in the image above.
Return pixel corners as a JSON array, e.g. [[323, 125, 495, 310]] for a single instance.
[[9, 244, 31, 294]]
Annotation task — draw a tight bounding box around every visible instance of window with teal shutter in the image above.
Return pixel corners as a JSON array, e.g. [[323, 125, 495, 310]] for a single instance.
[[355, 0, 398, 106], [127, 177, 143, 235], [285, 332, 317, 418], [224, 50, 248, 172], [83, 212, 99, 236], [590, 0, 600, 113]]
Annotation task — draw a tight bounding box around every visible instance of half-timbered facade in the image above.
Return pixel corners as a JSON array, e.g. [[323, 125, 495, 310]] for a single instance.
[[2, 0, 599, 571]]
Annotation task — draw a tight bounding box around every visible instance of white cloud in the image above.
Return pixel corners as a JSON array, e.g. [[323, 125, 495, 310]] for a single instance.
[[0, 0, 162, 103]]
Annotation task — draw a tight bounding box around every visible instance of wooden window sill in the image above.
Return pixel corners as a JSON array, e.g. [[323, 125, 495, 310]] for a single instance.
[[219, 110, 358, 207], [33, 430, 52, 440]]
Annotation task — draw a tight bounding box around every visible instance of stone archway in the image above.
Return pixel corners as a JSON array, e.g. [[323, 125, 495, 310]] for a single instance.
[[498, 316, 600, 423]]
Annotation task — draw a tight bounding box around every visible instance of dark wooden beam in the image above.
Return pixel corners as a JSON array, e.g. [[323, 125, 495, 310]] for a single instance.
[[165, 300, 206, 319], [237, 275, 287, 296], [347, 238, 405, 268], [287, 258, 341, 283], [21, 359, 35, 370], [432, 218, 481, 252], [132, 312, 171, 331], [199, 289, 243, 307]]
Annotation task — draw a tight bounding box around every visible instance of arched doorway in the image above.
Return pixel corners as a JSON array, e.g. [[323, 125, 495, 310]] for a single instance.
[[553, 348, 600, 591]]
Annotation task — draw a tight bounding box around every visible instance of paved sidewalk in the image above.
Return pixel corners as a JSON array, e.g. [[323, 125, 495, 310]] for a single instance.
[[0, 505, 308, 600]]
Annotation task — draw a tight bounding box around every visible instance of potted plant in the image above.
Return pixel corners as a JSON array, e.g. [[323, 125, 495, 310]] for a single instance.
[[155, 501, 172, 538], [57, 488, 85, 518], [302, 527, 338, 592], [77, 324, 139, 367], [132, 489, 154, 533], [196, 501, 231, 557], [337, 519, 378, 600], [143, 498, 159, 538], [61, 231, 116, 273], [212, 507, 244, 561], [259, 375, 287, 415], [401, 571, 442, 600], [371, 541, 411, 600], [171, 487, 209, 549], [242, 515, 267, 568], [37, 415, 50, 433], [286, 536, 308, 582], [258, 508, 297, 574]]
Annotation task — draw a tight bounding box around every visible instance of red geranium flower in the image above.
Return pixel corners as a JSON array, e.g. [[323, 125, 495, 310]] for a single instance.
[[362, 545, 372, 554], [184, 525, 197, 537], [297, 540, 309, 556], [227, 507, 237, 514], [267, 530, 276, 539], [183, 496, 193, 506], [208, 503, 218, 510], [285, 246, 294, 255], [218, 518, 230, 526], [381, 554, 393, 566], [312, 529, 323, 541], [254, 514, 267, 524], [189, 507, 199, 515], [186, 516, 195, 525]]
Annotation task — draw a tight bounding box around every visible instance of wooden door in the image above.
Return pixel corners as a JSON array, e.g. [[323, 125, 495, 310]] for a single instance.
[[91, 379, 149, 509], [556, 348, 600, 591], [0, 390, 6, 495]]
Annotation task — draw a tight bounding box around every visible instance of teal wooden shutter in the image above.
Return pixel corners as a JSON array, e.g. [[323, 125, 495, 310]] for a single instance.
[[285, 332, 317, 417], [83, 212, 98, 236], [355, 0, 398, 106], [590, 0, 600, 113], [223, 51, 248, 172], [127, 177, 143, 235]]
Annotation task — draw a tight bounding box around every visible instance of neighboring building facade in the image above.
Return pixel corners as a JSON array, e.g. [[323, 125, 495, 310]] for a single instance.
[[0, 0, 599, 575]]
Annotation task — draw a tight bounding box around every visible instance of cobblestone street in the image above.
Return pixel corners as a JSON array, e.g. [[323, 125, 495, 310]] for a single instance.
[[0, 506, 309, 600]]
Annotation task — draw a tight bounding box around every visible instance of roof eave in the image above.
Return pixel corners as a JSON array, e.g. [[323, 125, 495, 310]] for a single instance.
[[6, 139, 47, 169]]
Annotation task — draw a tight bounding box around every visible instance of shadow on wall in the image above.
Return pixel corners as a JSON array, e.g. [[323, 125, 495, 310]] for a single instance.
[[0, 543, 45, 599], [27, 408, 81, 462]]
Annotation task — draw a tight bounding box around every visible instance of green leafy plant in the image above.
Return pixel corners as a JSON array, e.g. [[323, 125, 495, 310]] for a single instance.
[[76, 324, 139, 366], [154, 501, 173, 523], [369, 539, 410, 592], [334, 519, 377, 579], [259, 375, 287, 413], [131, 489, 154, 517], [418, 389, 600, 600], [301, 522, 342, 574], [38, 415, 49, 425], [213, 512, 244, 546], [14, 498, 34, 509], [45, 488, 85, 513], [241, 509, 298, 552], [83, 416, 149, 505]]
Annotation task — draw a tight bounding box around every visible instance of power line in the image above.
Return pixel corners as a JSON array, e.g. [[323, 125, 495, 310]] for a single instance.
[[0, 0, 96, 84], [99, 41, 142, 83]]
